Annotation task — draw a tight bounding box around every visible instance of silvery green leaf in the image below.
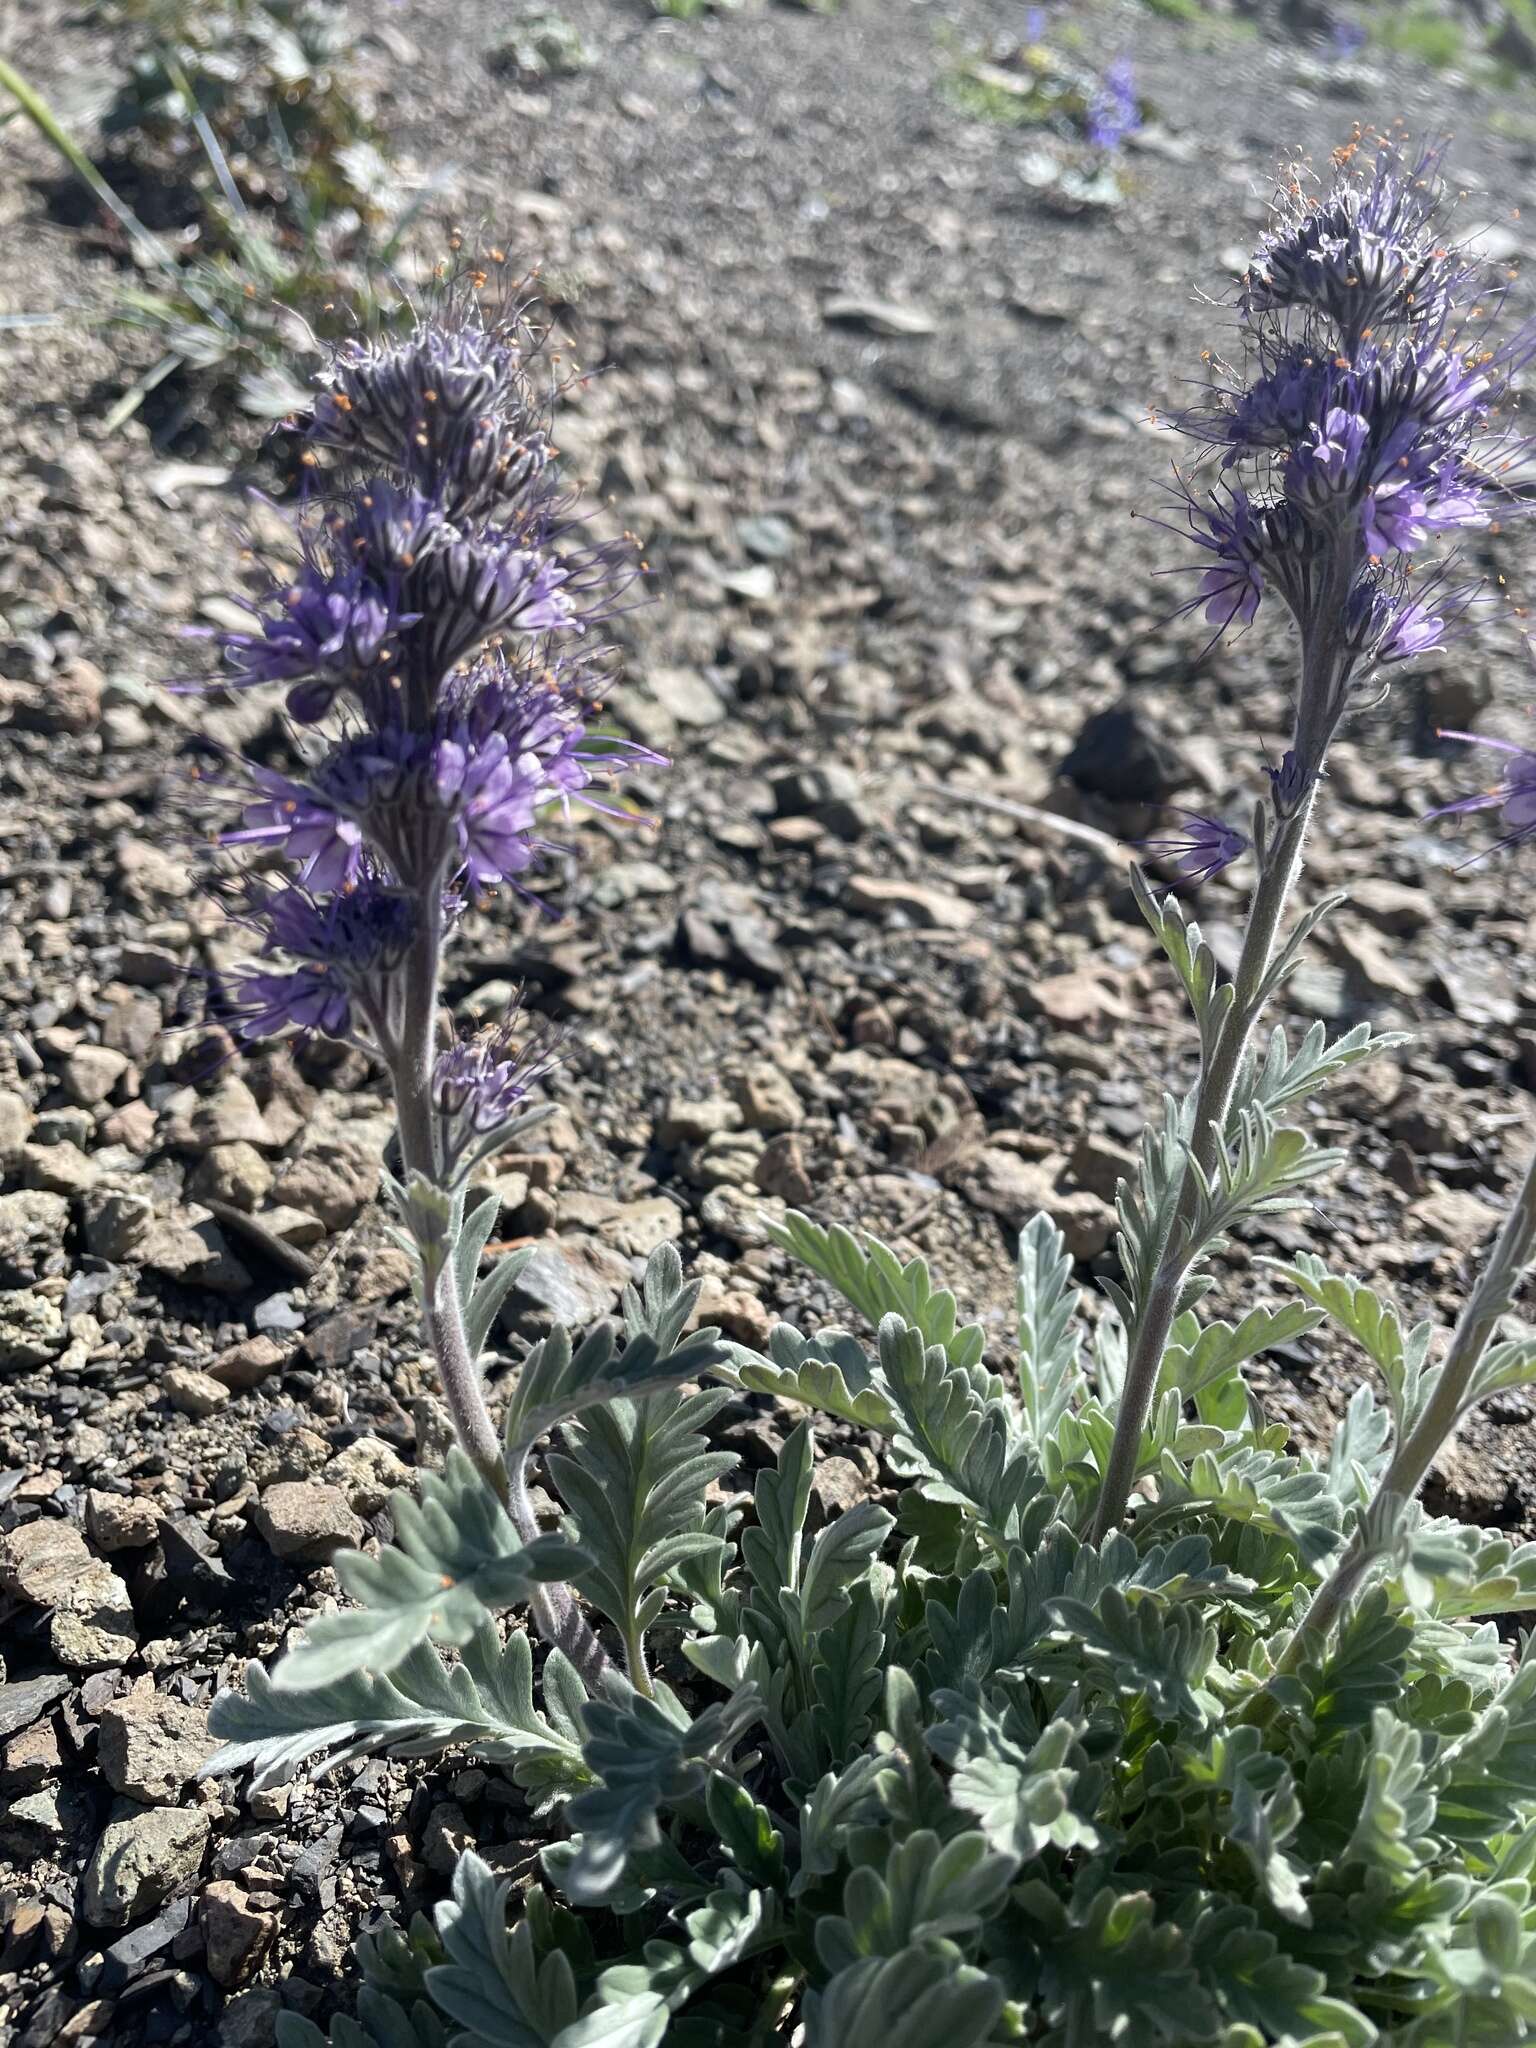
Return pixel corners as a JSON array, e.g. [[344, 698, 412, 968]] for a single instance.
[[793, 1499, 893, 1639], [1344, 1710, 1438, 1877], [927, 1696, 1098, 1863], [453, 1186, 501, 1307], [1049, 1585, 1216, 1725], [502, 1264, 728, 1460], [1016, 1212, 1087, 1442], [1185, 1724, 1309, 1924], [1189, 1105, 1342, 1245], [742, 1417, 815, 1599], [1398, 1518, 1536, 1619], [769, 1211, 986, 1367], [463, 1246, 536, 1362], [562, 1683, 762, 1904], [875, 1315, 1047, 1545], [1253, 891, 1349, 1010], [806, 1577, 887, 1771], [426, 1853, 667, 2048], [1285, 1586, 1411, 1744], [620, 1241, 698, 1351], [1130, 864, 1233, 1053], [705, 1773, 786, 1887], [794, 1753, 890, 1891], [1185, 1903, 1369, 2045], [205, 1626, 588, 1799], [804, 1952, 1008, 2048], [725, 1323, 898, 1431], [1243, 1018, 1411, 1122], [1114, 1094, 1196, 1334], [814, 1827, 1015, 1976], [1437, 1633, 1536, 1859], [1466, 1334, 1536, 1409], [1273, 1253, 1435, 1436], [1156, 1440, 1343, 1566], [1158, 1301, 1323, 1405], [271, 1449, 585, 1688], [549, 1390, 734, 1680], [1325, 1383, 1394, 1503]]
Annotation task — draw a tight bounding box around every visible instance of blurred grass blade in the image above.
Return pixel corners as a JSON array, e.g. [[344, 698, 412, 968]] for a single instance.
[[0, 55, 179, 284]]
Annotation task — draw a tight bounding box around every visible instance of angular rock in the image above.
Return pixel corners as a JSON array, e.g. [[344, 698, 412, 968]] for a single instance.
[[274, 1141, 379, 1231], [756, 1132, 814, 1207], [200, 1881, 278, 1988], [61, 1044, 129, 1109], [505, 1236, 631, 1329], [139, 1212, 252, 1295], [0, 1672, 72, 1741], [0, 1518, 137, 1668], [0, 1288, 66, 1369], [84, 1805, 211, 1928], [208, 1332, 289, 1390], [556, 1193, 684, 1258], [99, 1685, 216, 1803], [733, 1062, 804, 1133], [162, 1365, 231, 1418], [0, 1088, 32, 1167], [1061, 701, 1189, 804], [657, 1095, 741, 1147], [187, 1143, 274, 1212], [253, 1481, 364, 1563], [324, 1434, 411, 1515], [23, 1140, 99, 1197], [86, 1490, 161, 1552], [1408, 1185, 1503, 1249], [80, 1189, 153, 1261]]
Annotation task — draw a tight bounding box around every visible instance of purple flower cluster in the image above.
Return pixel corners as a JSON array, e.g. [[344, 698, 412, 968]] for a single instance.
[[432, 1004, 562, 1178], [1172, 139, 1532, 799], [1086, 59, 1139, 155], [197, 285, 656, 1050]]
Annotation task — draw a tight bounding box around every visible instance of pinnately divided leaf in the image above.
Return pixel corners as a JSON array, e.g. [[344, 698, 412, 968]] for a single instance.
[[724, 1322, 899, 1432], [1016, 1212, 1088, 1442], [562, 1684, 762, 1905], [270, 1450, 587, 1690], [769, 1211, 986, 1367], [205, 1626, 589, 1800], [549, 1390, 734, 1676]]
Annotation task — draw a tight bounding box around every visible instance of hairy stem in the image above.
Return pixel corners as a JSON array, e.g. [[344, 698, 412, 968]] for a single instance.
[[391, 908, 616, 1694], [1270, 1136, 1536, 1681], [1090, 790, 1317, 1542]]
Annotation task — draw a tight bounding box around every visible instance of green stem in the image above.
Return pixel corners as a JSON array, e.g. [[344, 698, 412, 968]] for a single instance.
[[1090, 790, 1317, 1542], [391, 907, 616, 1695], [1266, 1135, 1536, 1688], [747, 1967, 803, 2048]]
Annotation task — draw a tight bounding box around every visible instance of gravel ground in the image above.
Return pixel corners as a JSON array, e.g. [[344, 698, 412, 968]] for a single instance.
[[5, 0, 1536, 2039]]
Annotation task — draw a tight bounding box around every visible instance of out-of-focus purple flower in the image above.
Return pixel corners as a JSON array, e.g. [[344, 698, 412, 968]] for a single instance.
[[1025, 6, 1050, 43], [1428, 729, 1536, 856], [1086, 58, 1139, 154], [1330, 21, 1367, 60], [222, 765, 365, 894], [1142, 810, 1248, 887]]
